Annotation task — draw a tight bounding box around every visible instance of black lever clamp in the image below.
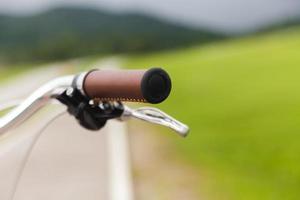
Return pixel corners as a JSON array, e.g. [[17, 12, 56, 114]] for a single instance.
[[56, 88, 124, 131]]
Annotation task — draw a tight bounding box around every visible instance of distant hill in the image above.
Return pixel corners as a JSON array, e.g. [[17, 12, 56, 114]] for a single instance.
[[255, 17, 300, 33], [0, 7, 224, 63]]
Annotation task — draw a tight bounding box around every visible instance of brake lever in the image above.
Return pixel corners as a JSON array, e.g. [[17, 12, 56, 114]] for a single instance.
[[120, 106, 189, 137]]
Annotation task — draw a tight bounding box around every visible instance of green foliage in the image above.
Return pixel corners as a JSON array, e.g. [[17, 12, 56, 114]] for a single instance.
[[0, 7, 223, 63], [125, 28, 300, 200]]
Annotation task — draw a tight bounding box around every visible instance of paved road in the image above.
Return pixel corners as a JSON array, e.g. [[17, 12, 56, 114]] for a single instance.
[[0, 61, 132, 200], [12, 113, 110, 200]]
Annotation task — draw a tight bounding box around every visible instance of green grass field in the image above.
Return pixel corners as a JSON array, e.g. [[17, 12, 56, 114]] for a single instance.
[[125, 28, 300, 200]]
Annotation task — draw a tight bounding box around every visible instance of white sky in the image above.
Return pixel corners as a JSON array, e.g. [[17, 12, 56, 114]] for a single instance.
[[0, 0, 300, 32]]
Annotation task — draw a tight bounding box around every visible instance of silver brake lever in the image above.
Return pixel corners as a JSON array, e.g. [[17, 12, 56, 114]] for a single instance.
[[121, 106, 189, 137], [0, 99, 189, 137]]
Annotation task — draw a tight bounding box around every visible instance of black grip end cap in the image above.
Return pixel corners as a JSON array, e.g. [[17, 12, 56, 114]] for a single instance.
[[141, 68, 172, 104]]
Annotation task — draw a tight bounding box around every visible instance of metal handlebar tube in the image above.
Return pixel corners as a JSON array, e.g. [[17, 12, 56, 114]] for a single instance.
[[0, 75, 74, 135]]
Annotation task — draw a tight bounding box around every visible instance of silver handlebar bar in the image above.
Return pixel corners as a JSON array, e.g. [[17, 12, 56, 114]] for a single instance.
[[0, 74, 189, 137], [0, 75, 75, 135]]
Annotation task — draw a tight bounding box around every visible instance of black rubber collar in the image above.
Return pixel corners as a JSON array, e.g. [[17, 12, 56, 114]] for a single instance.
[[141, 68, 172, 104]]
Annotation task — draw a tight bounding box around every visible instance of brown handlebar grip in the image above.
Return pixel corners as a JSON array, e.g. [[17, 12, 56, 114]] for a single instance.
[[83, 68, 171, 104]]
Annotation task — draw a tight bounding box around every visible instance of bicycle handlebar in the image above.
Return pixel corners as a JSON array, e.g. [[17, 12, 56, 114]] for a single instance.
[[0, 68, 188, 137], [81, 68, 171, 104]]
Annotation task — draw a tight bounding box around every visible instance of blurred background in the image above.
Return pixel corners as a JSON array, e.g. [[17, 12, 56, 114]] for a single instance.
[[1, 0, 300, 199]]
